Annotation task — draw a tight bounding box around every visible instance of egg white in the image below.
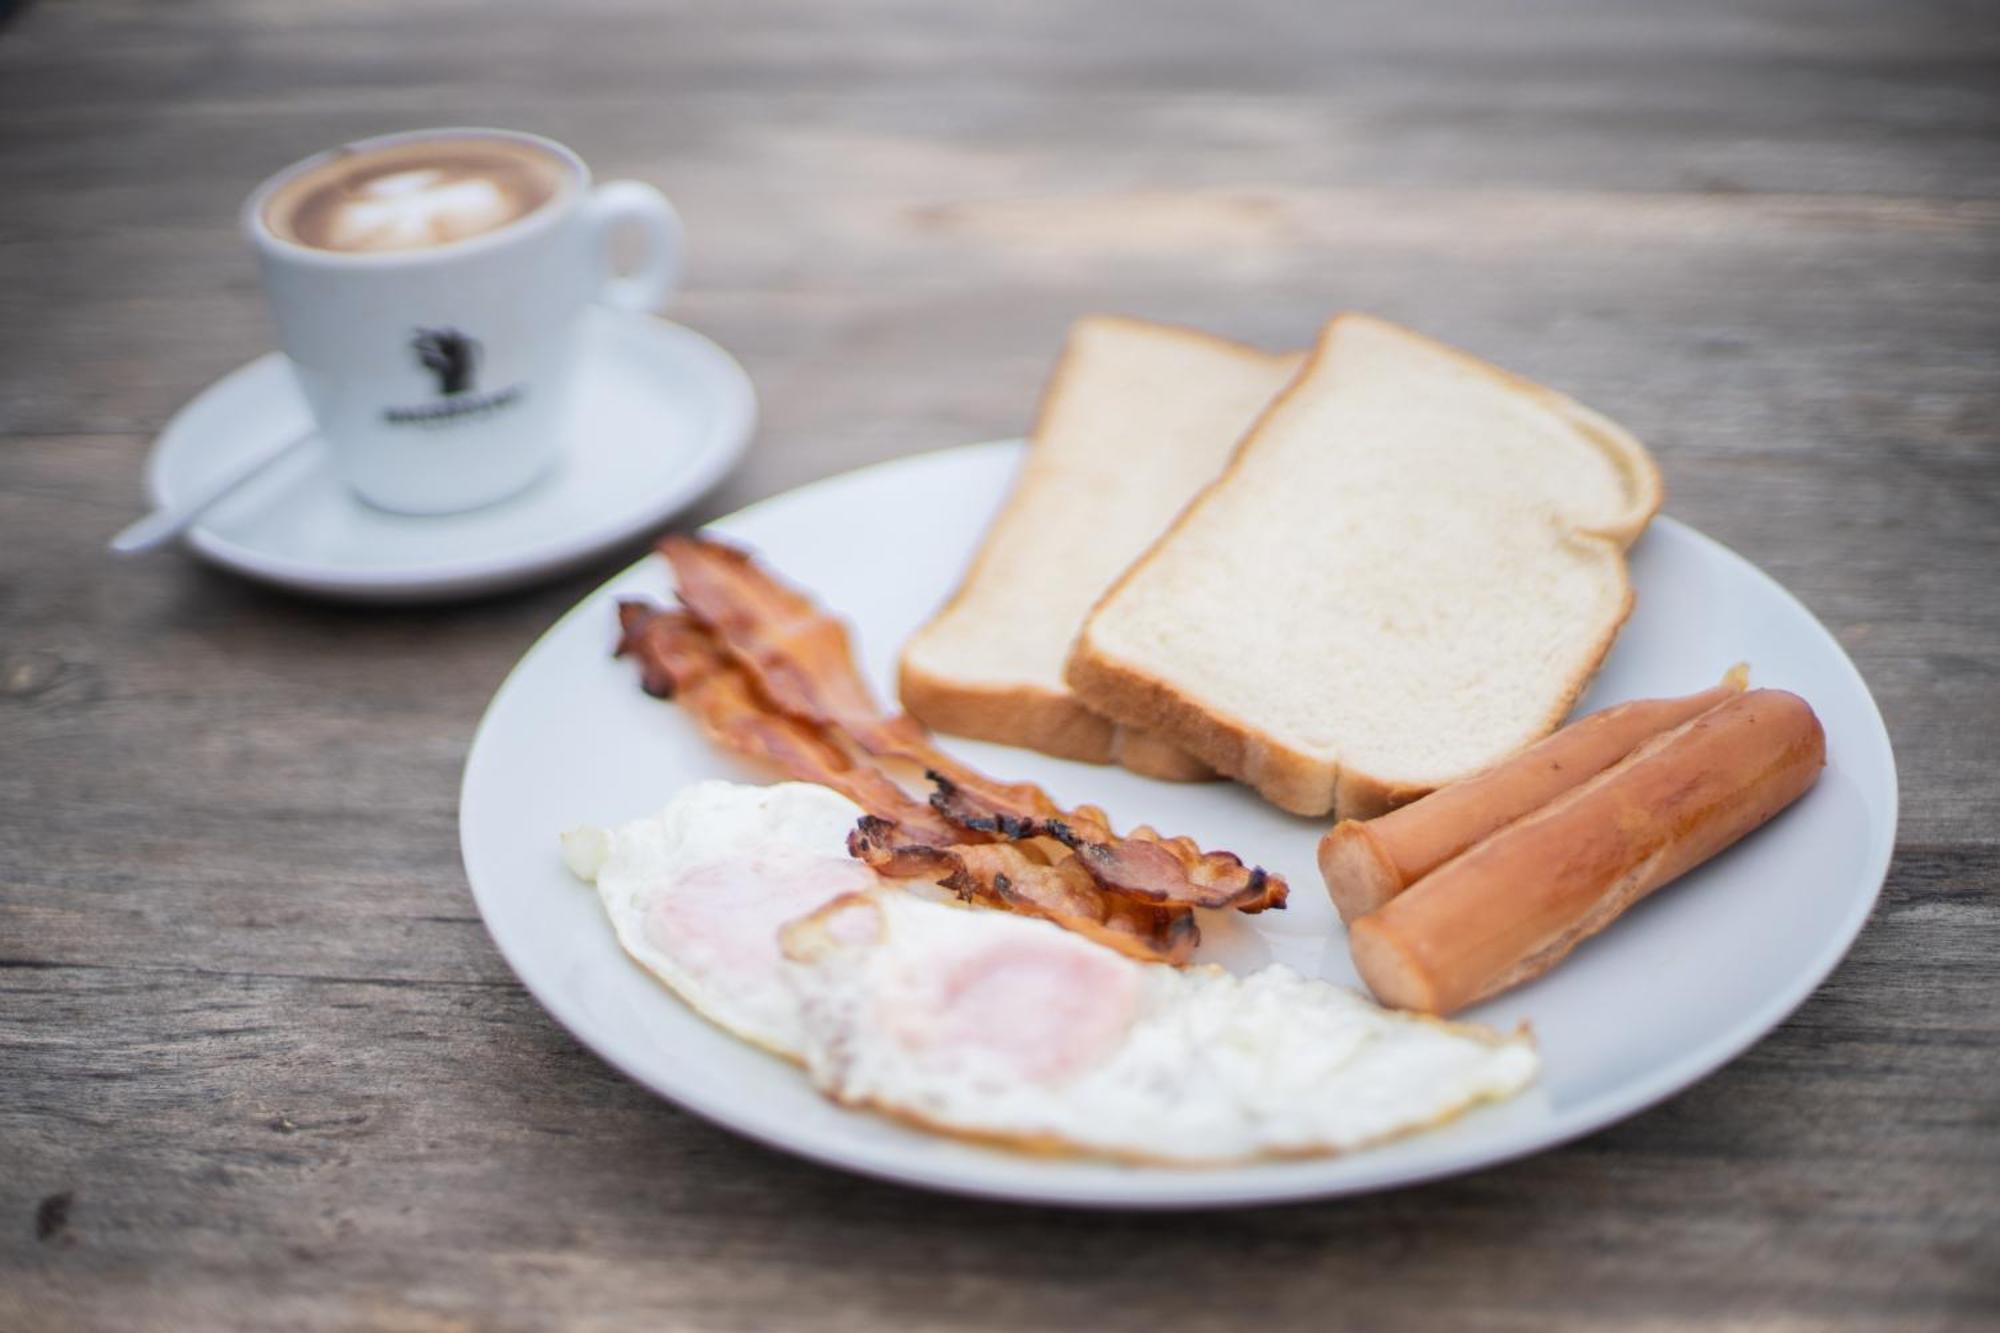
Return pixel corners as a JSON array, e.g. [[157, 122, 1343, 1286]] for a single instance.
[[565, 779, 1539, 1164], [562, 780, 893, 1060], [782, 889, 1540, 1164]]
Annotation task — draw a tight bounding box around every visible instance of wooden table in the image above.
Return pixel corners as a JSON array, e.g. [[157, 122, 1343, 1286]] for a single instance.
[[4, 1, 1995, 1327]]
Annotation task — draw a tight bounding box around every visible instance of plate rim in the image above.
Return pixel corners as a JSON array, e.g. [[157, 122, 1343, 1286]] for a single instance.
[[458, 439, 1899, 1209], [146, 313, 757, 601]]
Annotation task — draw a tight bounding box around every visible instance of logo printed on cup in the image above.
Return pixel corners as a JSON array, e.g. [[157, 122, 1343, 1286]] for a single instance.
[[383, 328, 526, 428], [245, 128, 683, 514], [414, 329, 479, 396]]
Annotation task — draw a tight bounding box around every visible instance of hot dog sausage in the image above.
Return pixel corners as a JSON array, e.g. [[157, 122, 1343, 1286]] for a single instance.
[[1348, 688, 1824, 1015], [1320, 669, 1749, 923]]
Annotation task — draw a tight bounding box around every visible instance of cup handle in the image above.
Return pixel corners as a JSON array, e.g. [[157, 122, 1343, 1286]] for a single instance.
[[586, 180, 682, 313]]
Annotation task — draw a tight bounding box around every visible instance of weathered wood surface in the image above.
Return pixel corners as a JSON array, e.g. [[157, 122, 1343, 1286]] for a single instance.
[[2, 0, 1995, 1327]]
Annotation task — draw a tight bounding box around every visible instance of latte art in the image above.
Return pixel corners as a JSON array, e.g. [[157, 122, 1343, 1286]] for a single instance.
[[323, 169, 515, 251], [263, 136, 571, 255]]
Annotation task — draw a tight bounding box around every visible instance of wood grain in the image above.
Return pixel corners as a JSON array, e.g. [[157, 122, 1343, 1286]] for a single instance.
[[2, 0, 1995, 1328]]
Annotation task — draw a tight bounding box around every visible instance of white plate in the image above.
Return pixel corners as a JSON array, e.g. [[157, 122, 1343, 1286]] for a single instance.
[[459, 441, 1897, 1208], [146, 309, 755, 602]]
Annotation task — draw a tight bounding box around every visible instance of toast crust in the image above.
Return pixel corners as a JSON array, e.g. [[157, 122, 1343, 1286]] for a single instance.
[[1065, 313, 1660, 819], [899, 315, 1291, 782], [896, 661, 1216, 780], [1108, 726, 1217, 782], [897, 665, 1114, 763]]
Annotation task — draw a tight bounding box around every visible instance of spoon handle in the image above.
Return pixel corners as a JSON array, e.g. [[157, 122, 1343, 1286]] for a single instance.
[[109, 430, 315, 556]]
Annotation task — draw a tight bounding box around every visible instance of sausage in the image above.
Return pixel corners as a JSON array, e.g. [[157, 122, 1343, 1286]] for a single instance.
[[1348, 689, 1825, 1016], [1319, 668, 1749, 923]]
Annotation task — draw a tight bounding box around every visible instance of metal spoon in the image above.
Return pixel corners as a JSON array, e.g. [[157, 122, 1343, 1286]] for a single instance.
[[108, 430, 315, 556]]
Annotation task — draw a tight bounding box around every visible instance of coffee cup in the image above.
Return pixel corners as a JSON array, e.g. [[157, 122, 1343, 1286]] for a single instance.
[[244, 128, 680, 514]]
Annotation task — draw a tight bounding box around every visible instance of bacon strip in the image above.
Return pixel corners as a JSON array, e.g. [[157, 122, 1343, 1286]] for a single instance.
[[616, 608, 1192, 960], [848, 817, 1198, 965], [926, 771, 1282, 912], [615, 603, 963, 846], [662, 533, 931, 759], [657, 533, 1286, 913], [618, 600, 1200, 963]]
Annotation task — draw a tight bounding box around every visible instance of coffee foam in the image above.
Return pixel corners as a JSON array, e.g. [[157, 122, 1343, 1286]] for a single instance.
[[264, 137, 570, 255]]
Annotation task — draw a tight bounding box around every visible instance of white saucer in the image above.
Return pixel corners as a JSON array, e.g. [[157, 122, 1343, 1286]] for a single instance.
[[145, 309, 756, 602]]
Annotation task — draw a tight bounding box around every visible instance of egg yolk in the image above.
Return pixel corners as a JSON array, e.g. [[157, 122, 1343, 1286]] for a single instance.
[[646, 853, 876, 984], [907, 943, 1140, 1085]]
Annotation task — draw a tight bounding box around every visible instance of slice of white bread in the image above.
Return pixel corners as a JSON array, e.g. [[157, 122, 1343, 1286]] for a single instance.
[[1066, 313, 1663, 818], [899, 316, 1301, 781]]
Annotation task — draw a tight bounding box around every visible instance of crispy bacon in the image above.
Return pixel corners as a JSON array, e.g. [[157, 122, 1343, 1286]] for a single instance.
[[927, 771, 1282, 913], [615, 599, 1207, 954], [661, 534, 932, 760], [615, 603, 964, 846], [657, 533, 1286, 914], [847, 817, 1198, 965]]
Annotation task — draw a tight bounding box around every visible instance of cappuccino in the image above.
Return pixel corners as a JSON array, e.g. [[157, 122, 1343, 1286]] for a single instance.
[[246, 127, 681, 513], [263, 136, 571, 255]]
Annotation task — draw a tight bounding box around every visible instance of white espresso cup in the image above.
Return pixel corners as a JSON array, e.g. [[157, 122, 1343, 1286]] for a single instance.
[[244, 128, 681, 514]]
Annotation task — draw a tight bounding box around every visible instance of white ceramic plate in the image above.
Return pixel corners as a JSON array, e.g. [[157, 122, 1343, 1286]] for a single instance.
[[146, 309, 755, 602], [460, 441, 1897, 1208]]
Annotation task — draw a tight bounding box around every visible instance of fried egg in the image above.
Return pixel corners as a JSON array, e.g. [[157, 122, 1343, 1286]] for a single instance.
[[561, 780, 896, 1059], [565, 779, 1538, 1163], [781, 888, 1539, 1164]]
